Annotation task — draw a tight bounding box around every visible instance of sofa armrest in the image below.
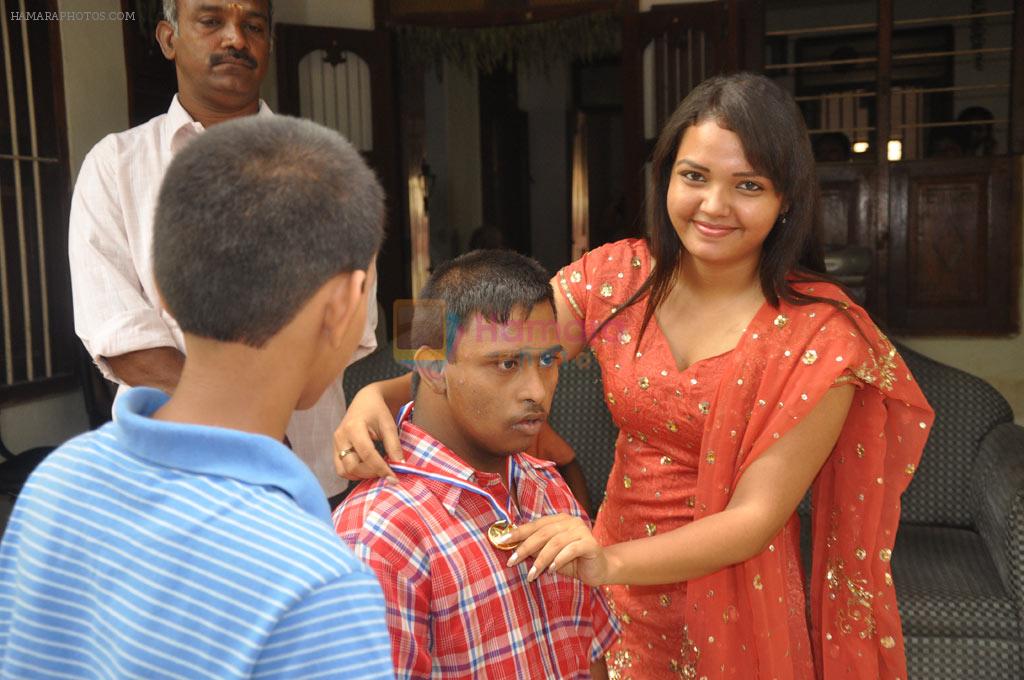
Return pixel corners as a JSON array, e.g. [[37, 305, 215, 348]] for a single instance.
[[972, 422, 1024, 609]]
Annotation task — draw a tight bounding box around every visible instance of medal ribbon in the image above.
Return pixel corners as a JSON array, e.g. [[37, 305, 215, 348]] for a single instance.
[[392, 402, 520, 525]]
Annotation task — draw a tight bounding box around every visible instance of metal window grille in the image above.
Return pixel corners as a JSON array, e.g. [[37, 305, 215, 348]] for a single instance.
[[0, 0, 75, 398]]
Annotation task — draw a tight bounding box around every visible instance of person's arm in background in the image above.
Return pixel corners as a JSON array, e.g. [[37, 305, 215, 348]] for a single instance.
[[528, 422, 593, 517], [105, 347, 184, 394], [69, 138, 183, 392]]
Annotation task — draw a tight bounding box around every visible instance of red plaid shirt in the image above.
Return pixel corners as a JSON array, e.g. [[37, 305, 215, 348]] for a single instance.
[[334, 405, 619, 679]]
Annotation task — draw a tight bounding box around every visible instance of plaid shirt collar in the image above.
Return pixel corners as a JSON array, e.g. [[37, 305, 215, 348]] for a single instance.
[[396, 402, 557, 521]]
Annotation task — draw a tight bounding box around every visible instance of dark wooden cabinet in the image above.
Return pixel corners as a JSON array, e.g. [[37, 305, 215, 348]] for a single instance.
[[889, 157, 1017, 334], [622, 1, 1022, 335]]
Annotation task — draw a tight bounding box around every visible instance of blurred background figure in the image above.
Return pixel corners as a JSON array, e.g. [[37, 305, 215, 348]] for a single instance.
[[956, 106, 996, 156], [468, 224, 508, 251], [812, 132, 851, 162]]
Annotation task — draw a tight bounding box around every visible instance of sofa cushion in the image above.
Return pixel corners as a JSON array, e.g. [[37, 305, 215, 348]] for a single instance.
[[898, 345, 1014, 528], [549, 352, 618, 508], [893, 525, 1018, 641], [905, 636, 1022, 680]]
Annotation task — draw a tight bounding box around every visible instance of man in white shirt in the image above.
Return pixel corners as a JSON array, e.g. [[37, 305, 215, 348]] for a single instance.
[[69, 0, 374, 499]]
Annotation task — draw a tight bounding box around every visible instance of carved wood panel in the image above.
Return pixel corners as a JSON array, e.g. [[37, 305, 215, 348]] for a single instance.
[[814, 163, 878, 308], [889, 157, 1015, 334]]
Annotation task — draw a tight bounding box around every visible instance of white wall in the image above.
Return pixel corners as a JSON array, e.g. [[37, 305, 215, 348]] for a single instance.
[[273, 0, 373, 30], [60, 0, 130, 180]]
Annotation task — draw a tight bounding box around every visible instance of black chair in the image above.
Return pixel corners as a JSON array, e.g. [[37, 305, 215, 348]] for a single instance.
[[0, 437, 53, 502]]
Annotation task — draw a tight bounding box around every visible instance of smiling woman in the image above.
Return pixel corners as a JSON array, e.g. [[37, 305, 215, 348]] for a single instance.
[[500, 73, 933, 680]]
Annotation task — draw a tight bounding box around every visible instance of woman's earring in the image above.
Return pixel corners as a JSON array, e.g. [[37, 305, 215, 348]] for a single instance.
[[780, 213, 788, 224]]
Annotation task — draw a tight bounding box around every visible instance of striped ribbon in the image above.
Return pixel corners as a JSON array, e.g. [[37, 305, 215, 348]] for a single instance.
[[392, 401, 519, 524]]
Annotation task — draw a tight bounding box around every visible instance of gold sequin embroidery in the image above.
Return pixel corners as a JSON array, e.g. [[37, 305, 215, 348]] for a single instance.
[[849, 334, 899, 392], [802, 349, 819, 365], [557, 272, 584, 318], [698, 401, 711, 415], [705, 450, 716, 464], [639, 376, 650, 390], [660, 455, 673, 465], [569, 270, 582, 283], [606, 650, 633, 680], [774, 314, 788, 328], [600, 283, 614, 298], [667, 421, 679, 432], [645, 523, 657, 536], [825, 558, 876, 640], [631, 256, 642, 268], [753, 574, 764, 591], [623, 475, 633, 489]]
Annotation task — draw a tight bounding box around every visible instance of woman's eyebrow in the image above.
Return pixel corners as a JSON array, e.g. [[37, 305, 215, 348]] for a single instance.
[[675, 158, 761, 178]]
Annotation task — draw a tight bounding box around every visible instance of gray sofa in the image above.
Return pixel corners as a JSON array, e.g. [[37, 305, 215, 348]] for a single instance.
[[343, 343, 1024, 678]]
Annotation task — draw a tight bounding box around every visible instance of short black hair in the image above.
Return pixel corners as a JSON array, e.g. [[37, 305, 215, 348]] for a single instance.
[[163, 0, 274, 33], [153, 115, 384, 347], [410, 249, 554, 396]]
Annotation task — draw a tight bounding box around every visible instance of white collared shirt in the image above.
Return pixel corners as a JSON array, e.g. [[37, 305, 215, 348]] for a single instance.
[[69, 95, 376, 497]]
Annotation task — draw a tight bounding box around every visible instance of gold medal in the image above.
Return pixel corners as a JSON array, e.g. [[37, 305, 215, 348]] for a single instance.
[[488, 520, 520, 551]]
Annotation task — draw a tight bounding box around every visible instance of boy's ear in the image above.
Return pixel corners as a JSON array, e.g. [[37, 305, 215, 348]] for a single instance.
[[323, 270, 367, 348], [155, 20, 176, 60], [413, 345, 447, 395]]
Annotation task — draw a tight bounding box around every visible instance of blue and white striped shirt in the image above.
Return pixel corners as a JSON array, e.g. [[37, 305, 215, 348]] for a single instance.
[[0, 387, 394, 679]]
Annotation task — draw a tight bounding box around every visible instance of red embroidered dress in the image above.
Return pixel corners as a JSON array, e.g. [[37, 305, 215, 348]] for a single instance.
[[557, 239, 933, 679]]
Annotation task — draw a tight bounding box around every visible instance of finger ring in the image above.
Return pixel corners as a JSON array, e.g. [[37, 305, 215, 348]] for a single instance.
[[337, 447, 356, 460]]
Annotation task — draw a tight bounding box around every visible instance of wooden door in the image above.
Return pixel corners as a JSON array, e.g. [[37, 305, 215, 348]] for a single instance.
[[620, 2, 727, 232], [275, 24, 407, 334]]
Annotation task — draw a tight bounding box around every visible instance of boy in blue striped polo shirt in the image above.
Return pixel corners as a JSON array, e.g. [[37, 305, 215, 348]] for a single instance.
[[0, 116, 394, 679]]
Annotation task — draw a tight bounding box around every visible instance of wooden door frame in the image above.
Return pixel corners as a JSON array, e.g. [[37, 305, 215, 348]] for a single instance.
[[275, 23, 408, 335]]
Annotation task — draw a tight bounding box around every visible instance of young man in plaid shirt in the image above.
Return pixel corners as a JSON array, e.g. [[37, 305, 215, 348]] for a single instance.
[[334, 250, 618, 678]]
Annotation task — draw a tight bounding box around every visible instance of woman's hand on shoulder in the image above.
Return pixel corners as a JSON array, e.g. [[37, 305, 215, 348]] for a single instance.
[[334, 382, 404, 484]]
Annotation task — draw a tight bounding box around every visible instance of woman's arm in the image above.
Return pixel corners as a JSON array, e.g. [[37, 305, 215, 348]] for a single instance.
[[506, 384, 855, 585], [334, 372, 414, 481], [549, 274, 587, 362]]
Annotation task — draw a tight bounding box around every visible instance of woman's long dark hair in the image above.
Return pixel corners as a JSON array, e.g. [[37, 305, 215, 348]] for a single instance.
[[592, 72, 846, 346]]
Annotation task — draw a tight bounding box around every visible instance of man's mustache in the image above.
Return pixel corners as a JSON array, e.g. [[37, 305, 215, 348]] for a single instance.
[[210, 49, 258, 69], [517, 403, 548, 420]]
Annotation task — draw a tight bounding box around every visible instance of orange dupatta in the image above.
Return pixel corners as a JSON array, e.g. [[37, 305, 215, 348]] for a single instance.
[[683, 282, 933, 679]]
